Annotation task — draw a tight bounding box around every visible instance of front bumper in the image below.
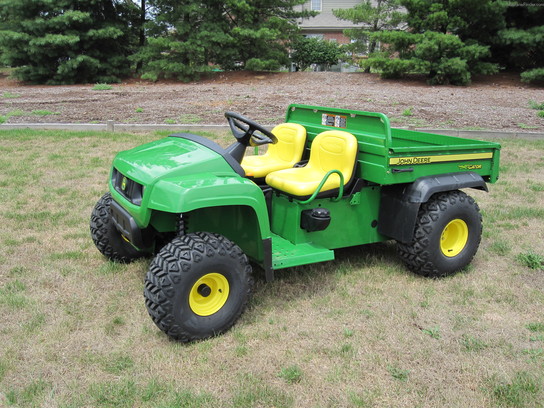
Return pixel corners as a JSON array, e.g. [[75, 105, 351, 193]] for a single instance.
[[110, 199, 153, 249]]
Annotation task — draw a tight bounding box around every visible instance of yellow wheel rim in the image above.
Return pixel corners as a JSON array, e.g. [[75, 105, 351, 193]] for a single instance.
[[440, 219, 469, 257], [189, 273, 230, 316]]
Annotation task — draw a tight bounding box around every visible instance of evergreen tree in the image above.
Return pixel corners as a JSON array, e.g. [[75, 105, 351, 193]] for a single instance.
[[364, 0, 504, 85], [135, 0, 313, 81], [221, 0, 314, 71], [332, 0, 405, 61], [133, 0, 231, 81], [495, 0, 544, 84], [401, 0, 505, 43], [0, 0, 138, 84], [368, 30, 496, 85]]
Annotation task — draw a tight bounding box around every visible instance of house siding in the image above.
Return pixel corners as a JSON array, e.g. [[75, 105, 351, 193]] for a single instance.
[[296, 0, 370, 43]]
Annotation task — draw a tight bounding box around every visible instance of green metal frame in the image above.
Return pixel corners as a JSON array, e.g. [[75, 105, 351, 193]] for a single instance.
[[270, 186, 385, 251], [298, 170, 345, 204]]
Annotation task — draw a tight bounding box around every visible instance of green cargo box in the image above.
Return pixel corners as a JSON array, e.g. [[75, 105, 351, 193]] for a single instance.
[[285, 104, 501, 186]]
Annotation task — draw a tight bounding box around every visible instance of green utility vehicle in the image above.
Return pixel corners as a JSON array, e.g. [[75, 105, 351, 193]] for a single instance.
[[91, 104, 501, 342]]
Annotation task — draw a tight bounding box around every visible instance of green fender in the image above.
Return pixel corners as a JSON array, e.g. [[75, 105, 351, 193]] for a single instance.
[[148, 173, 271, 239]]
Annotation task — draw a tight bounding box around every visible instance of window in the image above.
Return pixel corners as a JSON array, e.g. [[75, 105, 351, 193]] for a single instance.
[[311, 0, 322, 11]]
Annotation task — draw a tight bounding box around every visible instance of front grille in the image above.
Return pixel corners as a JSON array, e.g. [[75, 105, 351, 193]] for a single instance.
[[112, 168, 143, 206]]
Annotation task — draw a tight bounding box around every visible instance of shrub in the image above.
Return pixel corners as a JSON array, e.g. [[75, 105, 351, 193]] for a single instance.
[[522, 68, 544, 85], [291, 37, 344, 71], [245, 58, 281, 72], [365, 30, 498, 86], [363, 55, 417, 79]]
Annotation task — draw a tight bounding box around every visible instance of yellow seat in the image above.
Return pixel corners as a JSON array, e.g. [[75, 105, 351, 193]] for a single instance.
[[265, 130, 358, 197], [241, 123, 307, 178]]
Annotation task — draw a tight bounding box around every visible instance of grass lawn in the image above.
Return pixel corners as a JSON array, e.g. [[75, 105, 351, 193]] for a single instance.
[[0, 129, 543, 408]]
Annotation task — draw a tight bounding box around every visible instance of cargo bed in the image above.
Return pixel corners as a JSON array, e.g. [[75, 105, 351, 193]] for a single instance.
[[285, 104, 501, 186]]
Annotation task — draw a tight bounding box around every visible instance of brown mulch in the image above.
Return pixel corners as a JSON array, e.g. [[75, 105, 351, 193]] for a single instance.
[[1, 71, 543, 131]]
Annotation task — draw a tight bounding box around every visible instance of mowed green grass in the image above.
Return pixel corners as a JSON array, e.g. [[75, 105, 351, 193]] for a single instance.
[[0, 129, 543, 408]]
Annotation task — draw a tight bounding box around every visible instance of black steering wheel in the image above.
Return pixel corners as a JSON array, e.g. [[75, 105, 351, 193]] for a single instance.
[[225, 112, 278, 147], [224, 112, 279, 164]]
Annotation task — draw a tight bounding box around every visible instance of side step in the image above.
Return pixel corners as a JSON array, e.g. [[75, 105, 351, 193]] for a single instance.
[[271, 233, 334, 270]]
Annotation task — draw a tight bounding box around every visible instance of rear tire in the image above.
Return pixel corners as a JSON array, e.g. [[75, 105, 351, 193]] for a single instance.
[[90, 192, 145, 262], [396, 190, 482, 278], [144, 232, 253, 342]]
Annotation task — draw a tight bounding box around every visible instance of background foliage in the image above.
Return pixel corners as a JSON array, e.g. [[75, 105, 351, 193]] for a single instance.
[[333, 0, 405, 72], [290, 37, 344, 71], [0, 0, 542, 85], [0, 0, 139, 84], [133, 0, 315, 81], [494, 0, 544, 84], [336, 0, 543, 85]]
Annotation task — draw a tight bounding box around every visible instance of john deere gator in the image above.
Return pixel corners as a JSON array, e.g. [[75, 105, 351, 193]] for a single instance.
[[91, 104, 501, 341]]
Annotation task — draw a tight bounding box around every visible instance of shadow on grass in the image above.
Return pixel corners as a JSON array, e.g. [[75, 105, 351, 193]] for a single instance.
[[250, 241, 405, 308]]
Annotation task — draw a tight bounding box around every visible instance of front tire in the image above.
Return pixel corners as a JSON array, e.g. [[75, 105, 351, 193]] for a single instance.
[[397, 190, 482, 278], [90, 192, 145, 262], [144, 232, 253, 342]]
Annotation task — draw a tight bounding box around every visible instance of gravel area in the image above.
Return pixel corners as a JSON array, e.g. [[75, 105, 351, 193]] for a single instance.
[[1, 71, 543, 131]]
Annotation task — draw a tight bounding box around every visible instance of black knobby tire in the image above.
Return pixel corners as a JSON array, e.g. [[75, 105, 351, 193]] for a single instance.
[[90, 192, 145, 263], [396, 190, 482, 278], [144, 232, 253, 342]]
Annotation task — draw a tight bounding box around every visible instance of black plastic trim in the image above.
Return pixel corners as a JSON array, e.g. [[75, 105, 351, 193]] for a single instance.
[[378, 172, 488, 243], [112, 168, 143, 206], [110, 199, 153, 249], [169, 133, 245, 177], [301, 208, 331, 232], [263, 238, 274, 282], [378, 185, 421, 244], [405, 172, 488, 203]]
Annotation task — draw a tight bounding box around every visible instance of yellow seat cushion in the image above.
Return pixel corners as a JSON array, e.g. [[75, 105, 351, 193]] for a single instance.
[[265, 130, 358, 197], [241, 123, 306, 178]]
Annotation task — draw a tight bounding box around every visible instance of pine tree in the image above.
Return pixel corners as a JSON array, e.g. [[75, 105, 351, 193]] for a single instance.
[[364, 0, 504, 85], [0, 0, 138, 84], [134, 0, 313, 81], [333, 0, 405, 59], [221, 0, 314, 71], [401, 0, 505, 43], [495, 1, 544, 84], [133, 0, 231, 81]]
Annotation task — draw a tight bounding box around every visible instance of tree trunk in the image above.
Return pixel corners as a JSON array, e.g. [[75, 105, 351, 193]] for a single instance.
[[136, 0, 146, 71]]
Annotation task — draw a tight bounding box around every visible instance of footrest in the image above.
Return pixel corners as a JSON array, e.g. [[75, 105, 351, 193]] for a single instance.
[[271, 233, 334, 270]]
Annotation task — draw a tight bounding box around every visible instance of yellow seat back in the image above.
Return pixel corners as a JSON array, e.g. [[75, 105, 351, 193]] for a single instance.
[[265, 130, 358, 197], [310, 130, 358, 177], [241, 123, 306, 178]]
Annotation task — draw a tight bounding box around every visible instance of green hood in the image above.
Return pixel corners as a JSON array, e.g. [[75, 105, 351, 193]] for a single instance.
[[112, 134, 244, 186]]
